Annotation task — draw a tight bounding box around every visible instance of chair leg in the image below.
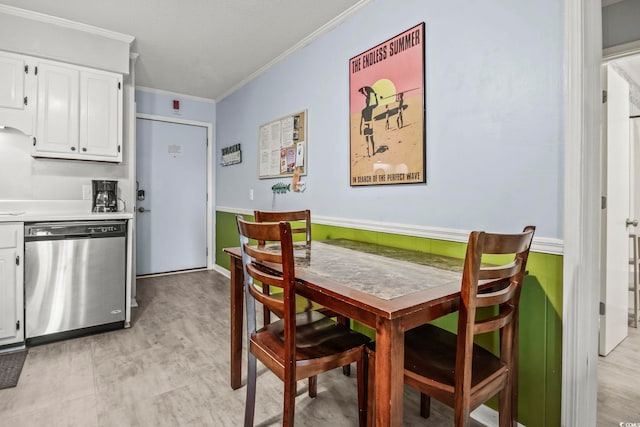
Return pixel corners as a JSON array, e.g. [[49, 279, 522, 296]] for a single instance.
[[498, 381, 514, 427], [338, 316, 352, 376], [365, 349, 375, 427], [308, 375, 317, 398], [244, 353, 257, 427], [357, 355, 366, 427], [453, 399, 472, 427], [283, 375, 296, 427], [420, 393, 431, 418]]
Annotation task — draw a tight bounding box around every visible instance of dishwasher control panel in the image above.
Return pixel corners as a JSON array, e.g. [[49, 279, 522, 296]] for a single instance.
[[25, 221, 126, 239]]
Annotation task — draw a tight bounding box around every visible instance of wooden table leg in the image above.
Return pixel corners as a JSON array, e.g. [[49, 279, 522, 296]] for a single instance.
[[230, 256, 244, 390], [375, 317, 404, 426]]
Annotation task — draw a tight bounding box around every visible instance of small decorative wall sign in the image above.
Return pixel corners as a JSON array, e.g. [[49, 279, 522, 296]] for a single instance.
[[221, 143, 242, 166]]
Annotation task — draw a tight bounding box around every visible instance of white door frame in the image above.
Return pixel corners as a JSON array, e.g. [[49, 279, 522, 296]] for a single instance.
[[563, 0, 602, 425], [564, 0, 640, 425], [135, 113, 214, 271]]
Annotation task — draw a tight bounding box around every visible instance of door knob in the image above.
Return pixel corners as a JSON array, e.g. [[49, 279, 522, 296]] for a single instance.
[[137, 206, 151, 213], [626, 219, 638, 227]]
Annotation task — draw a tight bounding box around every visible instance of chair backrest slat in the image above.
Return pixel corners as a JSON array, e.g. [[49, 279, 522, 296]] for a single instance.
[[475, 280, 519, 308], [473, 305, 515, 335], [254, 210, 311, 245]]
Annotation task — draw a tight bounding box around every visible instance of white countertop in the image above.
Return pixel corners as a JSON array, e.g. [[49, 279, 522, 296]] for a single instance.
[[0, 200, 134, 223]]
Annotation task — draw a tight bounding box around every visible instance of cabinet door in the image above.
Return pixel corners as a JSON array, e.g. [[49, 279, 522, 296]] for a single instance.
[[0, 223, 24, 346], [36, 62, 79, 154], [0, 52, 25, 110], [0, 51, 36, 135], [79, 70, 122, 159]]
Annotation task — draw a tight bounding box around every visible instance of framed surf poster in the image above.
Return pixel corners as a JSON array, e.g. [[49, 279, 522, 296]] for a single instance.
[[349, 22, 426, 186]]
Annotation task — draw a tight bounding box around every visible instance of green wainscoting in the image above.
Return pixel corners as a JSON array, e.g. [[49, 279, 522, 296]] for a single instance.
[[216, 210, 562, 426]]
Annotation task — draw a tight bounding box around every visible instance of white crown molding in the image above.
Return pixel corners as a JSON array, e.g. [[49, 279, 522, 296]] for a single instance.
[[0, 4, 134, 44], [216, 206, 564, 255], [136, 86, 217, 104], [217, 0, 374, 101]]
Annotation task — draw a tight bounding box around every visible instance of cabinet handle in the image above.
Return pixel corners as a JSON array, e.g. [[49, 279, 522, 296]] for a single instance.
[[71, 146, 76, 151], [82, 147, 87, 152]]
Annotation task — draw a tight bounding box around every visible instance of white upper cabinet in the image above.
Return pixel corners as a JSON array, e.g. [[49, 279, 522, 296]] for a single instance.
[[0, 50, 123, 162], [36, 62, 80, 155], [34, 60, 123, 162], [0, 51, 36, 134], [79, 70, 122, 159], [0, 53, 24, 109]]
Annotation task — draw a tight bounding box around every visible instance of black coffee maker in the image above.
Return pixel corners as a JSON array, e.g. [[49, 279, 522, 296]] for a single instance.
[[92, 180, 118, 212]]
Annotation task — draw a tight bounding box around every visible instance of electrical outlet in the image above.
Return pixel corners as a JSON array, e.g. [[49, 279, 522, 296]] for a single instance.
[[82, 185, 92, 200], [249, 189, 254, 201]]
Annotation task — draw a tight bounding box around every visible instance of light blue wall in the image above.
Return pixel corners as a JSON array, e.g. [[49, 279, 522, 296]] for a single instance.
[[215, 0, 563, 239]]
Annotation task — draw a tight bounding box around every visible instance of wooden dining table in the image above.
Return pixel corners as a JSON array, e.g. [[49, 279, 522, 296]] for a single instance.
[[224, 238, 470, 426]]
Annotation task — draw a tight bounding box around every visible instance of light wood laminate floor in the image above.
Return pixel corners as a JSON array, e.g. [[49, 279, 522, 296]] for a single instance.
[[0, 270, 489, 426], [598, 324, 640, 426]]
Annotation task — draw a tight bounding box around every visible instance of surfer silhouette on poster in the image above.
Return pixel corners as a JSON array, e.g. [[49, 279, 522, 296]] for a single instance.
[[359, 86, 378, 157]]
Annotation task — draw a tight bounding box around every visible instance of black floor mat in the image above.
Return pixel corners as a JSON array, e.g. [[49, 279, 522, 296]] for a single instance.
[[0, 350, 27, 390]]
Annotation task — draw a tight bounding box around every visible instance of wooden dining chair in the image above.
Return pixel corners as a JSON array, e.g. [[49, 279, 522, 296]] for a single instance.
[[366, 226, 535, 427], [237, 216, 370, 427], [254, 209, 353, 377], [254, 210, 311, 326]]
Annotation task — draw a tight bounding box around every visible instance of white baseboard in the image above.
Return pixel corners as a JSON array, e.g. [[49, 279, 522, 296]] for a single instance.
[[471, 405, 526, 427], [213, 264, 231, 279]]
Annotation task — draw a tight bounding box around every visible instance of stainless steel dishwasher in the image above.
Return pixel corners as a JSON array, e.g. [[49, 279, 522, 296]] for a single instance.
[[24, 220, 127, 345]]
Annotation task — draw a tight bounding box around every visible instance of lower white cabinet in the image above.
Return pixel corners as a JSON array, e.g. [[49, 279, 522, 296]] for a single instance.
[[0, 223, 24, 347]]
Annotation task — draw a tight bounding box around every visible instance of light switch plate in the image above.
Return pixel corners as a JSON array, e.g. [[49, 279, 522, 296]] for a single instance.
[[82, 184, 92, 200]]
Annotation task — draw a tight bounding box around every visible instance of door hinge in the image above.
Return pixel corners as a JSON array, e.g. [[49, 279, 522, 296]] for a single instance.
[[24, 65, 28, 74], [118, 82, 121, 90], [24, 96, 27, 106], [599, 302, 605, 315], [601, 196, 607, 209], [118, 145, 121, 153], [16, 320, 20, 331], [602, 90, 607, 104], [15, 255, 19, 266]]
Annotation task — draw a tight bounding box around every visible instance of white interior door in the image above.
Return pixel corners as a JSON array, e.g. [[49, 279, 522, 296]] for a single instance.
[[600, 64, 631, 356], [136, 118, 208, 275]]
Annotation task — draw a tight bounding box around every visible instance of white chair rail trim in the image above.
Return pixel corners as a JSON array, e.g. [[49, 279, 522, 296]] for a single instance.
[[217, 206, 563, 256]]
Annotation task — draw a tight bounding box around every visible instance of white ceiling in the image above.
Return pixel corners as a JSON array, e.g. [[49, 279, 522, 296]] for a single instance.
[[0, 0, 366, 100]]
